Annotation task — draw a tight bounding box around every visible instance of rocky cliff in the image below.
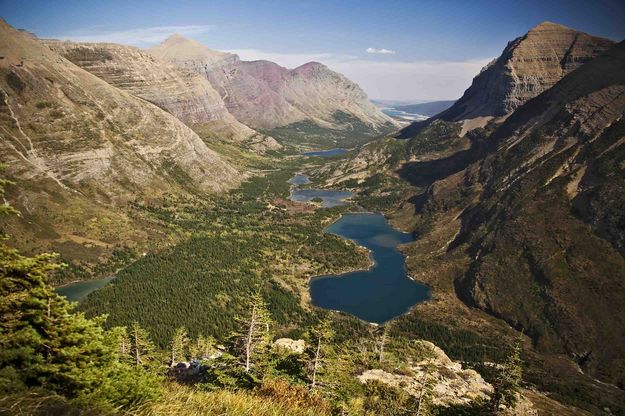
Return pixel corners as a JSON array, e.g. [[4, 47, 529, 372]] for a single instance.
[[0, 20, 239, 202], [45, 40, 280, 151], [149, 34, 398, 131], [399, 22, 614, 140]]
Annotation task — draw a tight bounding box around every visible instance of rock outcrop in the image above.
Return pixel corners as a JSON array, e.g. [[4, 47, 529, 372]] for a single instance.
[[358, 341, 493, 407], [273, 338, 306, 354], [149, 34, 398, 131], [45, 40, 281, 151]]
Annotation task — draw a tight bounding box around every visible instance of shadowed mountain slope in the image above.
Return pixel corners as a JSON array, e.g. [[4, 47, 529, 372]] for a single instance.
[[408, 40, 625, 388]]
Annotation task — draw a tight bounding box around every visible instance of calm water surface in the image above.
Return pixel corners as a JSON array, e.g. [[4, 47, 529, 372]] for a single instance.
[[303, 148, 349, 157], [288, 174, 354, 208], [310, 212, 430, 323], [290, 188, 354, 208], [288, 174, 312, 185], [56, 275, 116, 302]]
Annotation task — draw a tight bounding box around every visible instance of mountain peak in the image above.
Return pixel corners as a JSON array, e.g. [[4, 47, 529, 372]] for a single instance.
[[528, 21, 572, 33], [150, 34, 235, 64], [292, 61, 329, 76], [416, 22, 614, 124], [161, 33, 189, 44]]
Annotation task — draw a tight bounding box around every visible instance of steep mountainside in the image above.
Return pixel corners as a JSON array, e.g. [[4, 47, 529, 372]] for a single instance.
[[399, 22, 614, 140], [149, 34, 398, 132], [404, 40, 625, 388], [45, 40, 280, 151], [0, 20, 239, 268], [439, 21, 614, 121]]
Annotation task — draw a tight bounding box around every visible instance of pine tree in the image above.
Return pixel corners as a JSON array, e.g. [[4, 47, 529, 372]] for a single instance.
[[235, 289, 273, 372], [416, 368, 433, 416], [189, 334, 217, 360], [378, 324, 390, 364], [0, 170, 162, 410], [129, 321, 156, 369], [491, 333, 523, 411], [109, 326, 132, 363], [169, 326, 190, 367], [308, 317, 334, 389]]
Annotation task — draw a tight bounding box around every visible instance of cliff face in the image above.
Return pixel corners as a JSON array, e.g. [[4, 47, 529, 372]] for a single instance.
[[45, 40, 281, 151], [431, 22, 614, 123], [402, 40, 625, 387], [0, 21, 238, 203], [149, 35, 398, 131]]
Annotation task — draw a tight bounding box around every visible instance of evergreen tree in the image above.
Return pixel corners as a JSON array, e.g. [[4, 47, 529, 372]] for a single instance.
[[416, 368, 433, 416], [491, 334, 523, 411], [378, 323, 391, 364], [189, 334, 217, 360], [129, 321, 157, 369], [235, 289, 273, 372], [109, 326, 132, 364], [0, 175, 161, 410], [169, 326, 190, 366]]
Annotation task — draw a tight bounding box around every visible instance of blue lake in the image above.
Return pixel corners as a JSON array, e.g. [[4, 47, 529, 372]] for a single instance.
[[56, 275, 116, 302], [303, 148, 349, 157], [290, 188, 354, 208], [310, 212, 430, 323], [288, 174, 354, 208], [288, 174, 312, 186]]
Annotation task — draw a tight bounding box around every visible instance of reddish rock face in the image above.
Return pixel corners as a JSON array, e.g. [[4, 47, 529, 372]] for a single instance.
[[150, 35, 398, 131], [435, 21, 615, 122]]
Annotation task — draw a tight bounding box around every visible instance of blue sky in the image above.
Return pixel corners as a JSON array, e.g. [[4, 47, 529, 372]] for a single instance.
[[2, 0, 624, 100]]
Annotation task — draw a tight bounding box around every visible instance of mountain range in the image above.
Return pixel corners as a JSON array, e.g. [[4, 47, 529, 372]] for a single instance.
[[2, 15, 624, 414], [150, 34, 398, 132], [45, 39, 280, 152], [0, 19, 393, 271]]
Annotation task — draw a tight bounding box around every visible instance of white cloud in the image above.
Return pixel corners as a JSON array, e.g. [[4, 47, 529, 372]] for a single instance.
[[51, 25, 214, 47], [366, 47, 396, 55], [227, 48, 491, 101]]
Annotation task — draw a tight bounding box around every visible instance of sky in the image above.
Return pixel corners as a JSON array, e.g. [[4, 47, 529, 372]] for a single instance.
[[2, 0, 624, 101]]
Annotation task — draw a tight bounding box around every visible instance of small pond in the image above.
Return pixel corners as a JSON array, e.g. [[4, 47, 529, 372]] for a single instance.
[[288, 173, 354, 208]]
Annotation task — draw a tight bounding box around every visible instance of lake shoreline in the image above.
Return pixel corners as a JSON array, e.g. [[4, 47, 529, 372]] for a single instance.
[[308, 211, 430, 323]]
